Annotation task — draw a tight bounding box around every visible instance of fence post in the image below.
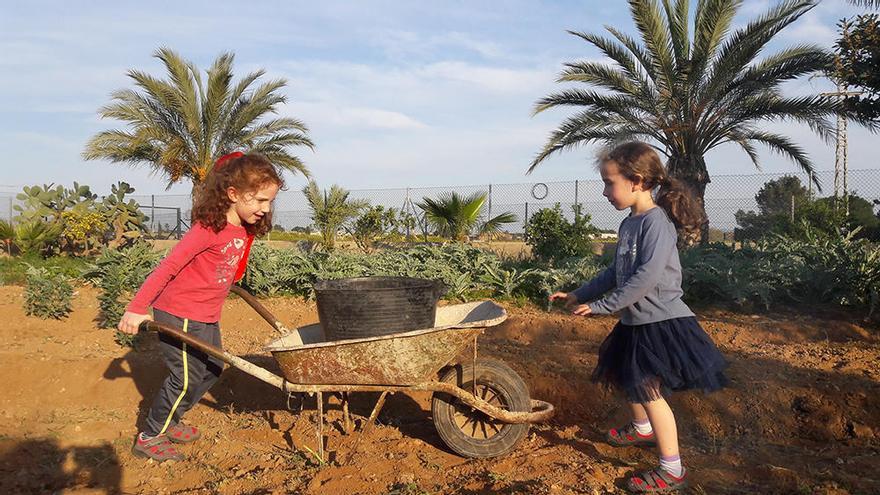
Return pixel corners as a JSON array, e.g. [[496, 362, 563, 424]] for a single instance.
[[487, 184, 492, 221], [524, 202, 529, 231], [574, 179, 579, 213], [150, 194, 155, 234], [175, 208, 182, 240], [790, 195, 795, 223], [405, 188, 411, 241]]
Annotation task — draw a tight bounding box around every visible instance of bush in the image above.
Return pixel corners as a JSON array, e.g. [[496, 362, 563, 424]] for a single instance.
[[0, 253, 92, 286], [349, 205, 398, 253], [23, 266, 73, 319], [84, 241, 162, 329], [9, 181, 146, 256], [734, 176, 880, 242], [681, 226, 880, 315], [680, 244, 778, 310], [521, 256, 605, 309], [525, 204, 600, 261], [12, 220, 62, 255], [760, 225, 880, 310], [244, 242, 504, 302]]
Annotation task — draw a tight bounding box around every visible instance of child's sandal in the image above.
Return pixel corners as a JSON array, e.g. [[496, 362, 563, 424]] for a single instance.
[[131, 434, 184, 462], [626, 467, 688, 493], [606, 423, 657, 447], [166, 423, 201, 444]]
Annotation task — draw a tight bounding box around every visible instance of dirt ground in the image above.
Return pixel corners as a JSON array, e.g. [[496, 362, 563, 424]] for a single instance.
[[0, 286, 878, 495]]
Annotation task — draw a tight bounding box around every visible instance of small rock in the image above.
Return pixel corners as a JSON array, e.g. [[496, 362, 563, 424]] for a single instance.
[[848, 421, 875, 439]]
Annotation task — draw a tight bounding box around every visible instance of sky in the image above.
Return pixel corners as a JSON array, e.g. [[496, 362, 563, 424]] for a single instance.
[[0, 0, 875, 198]]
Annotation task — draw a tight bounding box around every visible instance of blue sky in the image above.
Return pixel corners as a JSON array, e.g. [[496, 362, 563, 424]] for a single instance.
[[0, 0, 874, 197]]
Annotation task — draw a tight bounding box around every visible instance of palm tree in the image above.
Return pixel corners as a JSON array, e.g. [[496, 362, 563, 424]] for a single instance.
[[417, 191, 517, 241], [83, 48, 314, 200], [529, 0, 873, 244], [847, 0, 879, 8], [302, 181, 368, 251]]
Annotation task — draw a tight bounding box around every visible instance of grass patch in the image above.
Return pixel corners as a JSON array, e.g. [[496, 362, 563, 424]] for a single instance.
[[0, 254, 92, 285]]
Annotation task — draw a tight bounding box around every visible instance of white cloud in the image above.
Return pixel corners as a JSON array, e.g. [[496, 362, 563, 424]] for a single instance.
[[418, 61, 550, 94], [365, 29, 508, 61], [741, 0, 772, 15], [782, 11, 837, 45], [289, 102, 428, 130]]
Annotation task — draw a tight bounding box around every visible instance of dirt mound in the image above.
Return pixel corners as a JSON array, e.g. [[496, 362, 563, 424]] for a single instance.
[[0, 287, 878, 494]]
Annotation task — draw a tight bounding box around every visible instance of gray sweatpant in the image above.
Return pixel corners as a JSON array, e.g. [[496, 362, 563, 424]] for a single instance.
[[143, 308, 224, 437]]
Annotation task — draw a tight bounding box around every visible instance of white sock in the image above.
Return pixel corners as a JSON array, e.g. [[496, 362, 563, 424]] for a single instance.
[[139, 432, 157, 441], [632, 418, 653, 435], [660, 455, 683, 478]]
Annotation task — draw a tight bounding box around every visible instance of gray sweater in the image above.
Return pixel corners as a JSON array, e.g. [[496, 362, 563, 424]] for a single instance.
[[572, 207, 694, 325]]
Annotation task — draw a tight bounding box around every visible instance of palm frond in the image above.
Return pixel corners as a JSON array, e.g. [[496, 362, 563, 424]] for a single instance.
[[480, 212, 518, 235], [83, 48, 312, 189], [628, 0, 677, 94], [531, 0, 843, 191]]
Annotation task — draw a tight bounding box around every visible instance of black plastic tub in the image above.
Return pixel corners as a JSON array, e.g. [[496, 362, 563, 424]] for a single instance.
[[313, 277, 447, 341]]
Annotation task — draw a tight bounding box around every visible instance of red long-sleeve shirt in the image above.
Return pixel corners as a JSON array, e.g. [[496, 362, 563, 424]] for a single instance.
[[127, 222, 254, 323]]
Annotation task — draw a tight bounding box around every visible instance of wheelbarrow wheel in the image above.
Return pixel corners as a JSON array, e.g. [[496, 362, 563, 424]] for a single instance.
[[431, 358, 530, 458]]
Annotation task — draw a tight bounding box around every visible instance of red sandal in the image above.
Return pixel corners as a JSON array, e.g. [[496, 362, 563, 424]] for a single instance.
[[606, 423, 657, 447], [626, 467, 688, 493], [166, 423, 201, 444], [131, 434, 184, 462]]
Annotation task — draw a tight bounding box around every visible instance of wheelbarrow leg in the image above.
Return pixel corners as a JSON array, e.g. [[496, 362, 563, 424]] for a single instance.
[[342, 392, 352, 435], [316, 391, 325, 463], [344, 391, 389, 464]]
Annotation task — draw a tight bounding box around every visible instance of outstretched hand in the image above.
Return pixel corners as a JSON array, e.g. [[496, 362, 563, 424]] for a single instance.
[[549, 291, 577, 309], [549, 292, 593, 316], [571, 304, 592, 316], [118, 311, 151, 335]]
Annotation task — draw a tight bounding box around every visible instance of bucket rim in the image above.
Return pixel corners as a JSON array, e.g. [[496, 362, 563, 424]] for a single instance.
[[313, 276, 441, 292]]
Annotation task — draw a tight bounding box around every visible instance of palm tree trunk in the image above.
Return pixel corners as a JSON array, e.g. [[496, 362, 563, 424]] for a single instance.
[[191, 182, 205, 210], [666, 155, 711, 247]]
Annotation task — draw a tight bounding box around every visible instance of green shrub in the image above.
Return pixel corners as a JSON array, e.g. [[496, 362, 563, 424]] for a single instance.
[[349, 205, 399, 253], [734, 176, 880, 243], [681, 226, 880, 315], [13, 220, 62, 255], [84, 241, 162, 329], [760, 225, 880, 310], [525, 204, 600, 261], [680, 244, 777, 310], [480, 265, 534, 299], [23, 266, 73, 319], [0, 253, 92, 286], [242, 231, 880, 316]]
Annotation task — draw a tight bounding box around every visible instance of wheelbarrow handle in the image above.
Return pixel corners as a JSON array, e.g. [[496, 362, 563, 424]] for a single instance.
[[230, 285, 286, 334], [139, 320, 290, 391]]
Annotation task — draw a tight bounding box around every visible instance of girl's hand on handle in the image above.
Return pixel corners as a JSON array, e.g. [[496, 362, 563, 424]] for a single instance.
[[571, 304, 592, 316], [549, 291, 578, 309], [118, 311, 151, 335]]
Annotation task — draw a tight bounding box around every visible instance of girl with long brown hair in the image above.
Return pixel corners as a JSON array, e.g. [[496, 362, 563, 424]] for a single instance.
[[550, 142, 727, 493]]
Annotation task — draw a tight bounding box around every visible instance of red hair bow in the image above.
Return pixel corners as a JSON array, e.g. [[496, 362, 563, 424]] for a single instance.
[[215, 151, 244, 170]]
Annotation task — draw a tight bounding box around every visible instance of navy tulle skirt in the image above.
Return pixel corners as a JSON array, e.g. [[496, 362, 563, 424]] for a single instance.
[[591, 316, 728, 403]]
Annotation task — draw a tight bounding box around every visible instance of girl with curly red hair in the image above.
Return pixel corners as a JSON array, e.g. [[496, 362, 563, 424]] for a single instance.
[[118, 152, 283, 462]]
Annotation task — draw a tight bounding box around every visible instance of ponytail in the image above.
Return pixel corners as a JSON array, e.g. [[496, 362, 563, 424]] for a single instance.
[[656, 176, 705, 230], [598, 142, 706, 232]]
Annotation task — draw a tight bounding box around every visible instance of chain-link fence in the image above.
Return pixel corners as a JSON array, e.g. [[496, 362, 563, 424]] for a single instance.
[[1, 169, 878, 238]]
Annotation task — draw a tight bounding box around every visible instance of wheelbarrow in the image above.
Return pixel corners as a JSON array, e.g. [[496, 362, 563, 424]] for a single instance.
[[140, 285, 554, 461]]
